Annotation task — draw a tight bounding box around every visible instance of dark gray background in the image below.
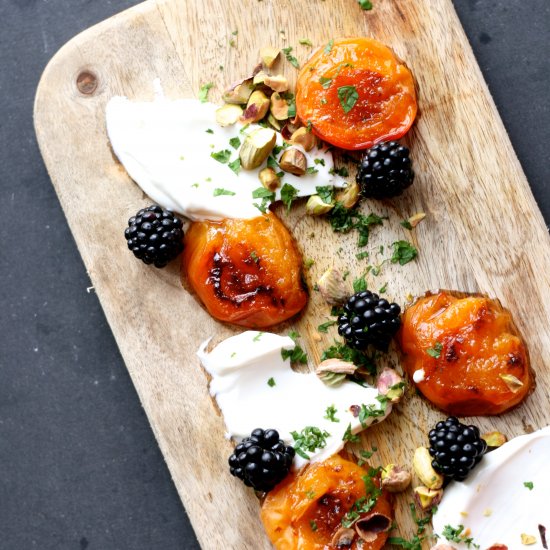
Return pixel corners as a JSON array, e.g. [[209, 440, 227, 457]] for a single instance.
[[0, 1, 548, 548]]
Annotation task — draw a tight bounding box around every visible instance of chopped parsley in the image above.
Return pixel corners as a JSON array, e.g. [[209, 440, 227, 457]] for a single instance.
[[329, 166, 349, 177], [353, 274, 367, 292], [357, 0, 373, 9], [213, 188, 235, 197], [198, 82, 213, 103], [324, 39, 334, 53], [299, 38, 313, 47], [210, 149, 232, 164], [291, 426, 331, 459], [281, 183, 299, 212], [205, 128, 214, 134], [228, 158, 241, 174], [253, 332, 264, 342], [441, 524, 479, 548], [329, 203, 384, 247], [282, 46, 299, 68], [426, 342, 443, 359], [304, 258, 315, 269], [356, 251, 369, 260], [341, 470, 381, 527], [357, 447, 377, 465], [400, 219, 413, 230], [337, 85, 359, 113], [358, 401, 386, 427], [391, 240, 418, 265], [524, 481, 534, 490], [306, 166, 319, 175], [317, 320, 337, 333], [388, 503, 437, 549], [342, 423, 360, 443], [229, 136, 241, 149], [306, 490, 316, 499], [319, 76, 332, 89], [267, 377, 276, 387], [252, 186, 275, 213], [309, 520, 318, 532], [379, 283, 387, 294], [316, 185, 334, 204], [322, 341, 376, 375], [250, 251, 259, 263], [314, 158, 326, 166], [281, 344, 308, 365], [324, 405, 340, 423]]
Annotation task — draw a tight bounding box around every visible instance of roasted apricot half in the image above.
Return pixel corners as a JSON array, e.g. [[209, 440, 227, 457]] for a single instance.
[[399, 291, 533, 416], [261, 455, 393, 550], [182, 212, 307, 328], [296, 37, 417, 150]]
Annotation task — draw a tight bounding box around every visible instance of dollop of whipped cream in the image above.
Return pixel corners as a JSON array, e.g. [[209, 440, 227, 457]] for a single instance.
[[105, 81, 346, 222], [198, 331, 391, 468], [432, 426, 550, 548]]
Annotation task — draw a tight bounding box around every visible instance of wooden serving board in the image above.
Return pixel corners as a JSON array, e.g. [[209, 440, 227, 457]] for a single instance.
[[34, 0, 550, 547]]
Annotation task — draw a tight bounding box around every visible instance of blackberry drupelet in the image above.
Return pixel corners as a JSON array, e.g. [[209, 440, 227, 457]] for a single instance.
[[125, 205, 184, 268], [228, 428, 295, 492], [337, 290, 401, 351], [428, 417, 487, 481], [356, 141, 414, 199]]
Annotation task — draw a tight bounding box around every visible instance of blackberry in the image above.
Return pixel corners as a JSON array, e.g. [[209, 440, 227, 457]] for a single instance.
[[356, 141, 414, 199], [125, 205, 184, 268], [337, 290, 401, 351], [228, 429, 295, 492], [428, 417, 487, 481]]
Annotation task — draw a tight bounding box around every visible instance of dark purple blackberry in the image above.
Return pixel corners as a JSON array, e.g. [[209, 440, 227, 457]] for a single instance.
[[428, 417, 487, 481], [125, 205, 184, 268], [228, 429, 295, 492], [356, 141, 414, 199], [337, 290, 401, 351]]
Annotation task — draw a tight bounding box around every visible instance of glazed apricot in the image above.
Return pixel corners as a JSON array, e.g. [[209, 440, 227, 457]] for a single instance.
[[261, 455, 393, 550], [399, 292, 532, 416], [182, 212, 307, 328], [295, 37, 417, 150]]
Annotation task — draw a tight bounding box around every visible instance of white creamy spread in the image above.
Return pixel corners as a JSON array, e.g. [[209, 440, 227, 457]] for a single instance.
[[412, 369, 425, 383], [433, 426, 550, 548], [105, 83, 346, 221], [198, 331, 391, 468]]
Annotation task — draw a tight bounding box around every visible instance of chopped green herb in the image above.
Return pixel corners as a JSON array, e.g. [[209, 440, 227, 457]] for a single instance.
[[198, 82, 213, 103], [524, 481, 534, 490], [322, 341, 376, 375], [213, 188, 236, 196], [228, 158, 241, 175], [282, 46, 299, 68], [357, 0, 373, 10], [253, 332, 264, 342], [191, 183, 199, 188], [341, 471, 381, 528], [205, 128, 214, 134], [303, 258, 314, 269], [324, 39, 334, 53], [357, 447, 377, 465], [250, 251, 259, 263], [400, 219, 413, 230], [281, 183, 299, 212], [358, 402, 386, 427], [306, 490, 315, 499], [324, 405, 340, 423], [299, 38, 313, 47], [210, 149, 232, 164], [342, 423, 360, 443], [231, 29, 238, 35], [314, 158, 326, 166], [281, 344, 308, 364], [291, 426, 330, 459], [356, 251, 369, 260], [353, 274, 367, 292], [287, 97, 297, 117], [239, 123, 250, 134], [426, 342, 443, 359], [230, 352, 237, 358], [267, 377, 276, 387], [391, 240, 418, 265], [441, 524, 479, 548], [309, 520, 318, 531], [252, 187, 275, 213], [337, 85, 359, 114], [229, 38, 236, 47], [320, 98, 328, 105], [229, 136, 241, 149], [319, 76, 332, 89], [317, 320, 337, 333], [378, 283, 387, 294], [329, 203, 384, 247], [329, 166, 349, 177], [315, 185, 334, 204], [288, 330, 300, 342]]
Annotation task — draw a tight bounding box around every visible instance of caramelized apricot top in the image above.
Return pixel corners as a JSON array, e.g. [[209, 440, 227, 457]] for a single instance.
[[399, 292, 532, 416]]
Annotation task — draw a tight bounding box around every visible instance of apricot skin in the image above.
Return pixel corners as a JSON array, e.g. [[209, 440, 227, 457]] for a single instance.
[[261, 455, 392, 550], [182, 212, 307, 329], [399, 291, 533, 416]]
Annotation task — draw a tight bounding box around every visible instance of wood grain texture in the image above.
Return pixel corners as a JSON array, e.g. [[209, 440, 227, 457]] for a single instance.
[[34, 0, 550, 547]]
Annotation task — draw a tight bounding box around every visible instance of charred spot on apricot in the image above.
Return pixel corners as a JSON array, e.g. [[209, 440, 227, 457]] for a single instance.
[[445, 345, 459, 362]]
